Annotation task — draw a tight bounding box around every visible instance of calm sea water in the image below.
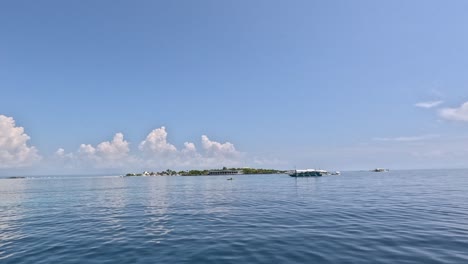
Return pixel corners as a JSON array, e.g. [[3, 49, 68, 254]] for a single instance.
[[1, 170, 468, 263]]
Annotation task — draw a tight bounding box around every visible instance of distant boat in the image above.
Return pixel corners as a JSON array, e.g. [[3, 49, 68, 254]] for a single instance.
[[372, 168, 389, 172], [331, 171, 341, 175], [289, 169, 326, 177]]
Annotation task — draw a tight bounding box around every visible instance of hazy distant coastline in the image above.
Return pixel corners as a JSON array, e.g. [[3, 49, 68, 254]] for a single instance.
[[125, 167, 286, 177]]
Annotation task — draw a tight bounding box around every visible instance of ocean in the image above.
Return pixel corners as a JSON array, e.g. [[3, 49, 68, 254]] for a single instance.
[[1, 170, 468, 263]]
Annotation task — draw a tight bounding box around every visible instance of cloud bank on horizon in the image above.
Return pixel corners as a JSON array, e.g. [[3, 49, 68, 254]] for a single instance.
[[3, 97, 468, 174], [0, 114, 244, 172]]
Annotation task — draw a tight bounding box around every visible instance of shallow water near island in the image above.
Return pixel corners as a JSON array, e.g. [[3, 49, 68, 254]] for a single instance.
[[1, 170, 468, 263]]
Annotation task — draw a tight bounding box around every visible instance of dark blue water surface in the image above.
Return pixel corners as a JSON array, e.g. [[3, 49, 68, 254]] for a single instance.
[[1, 170, 468, 263]]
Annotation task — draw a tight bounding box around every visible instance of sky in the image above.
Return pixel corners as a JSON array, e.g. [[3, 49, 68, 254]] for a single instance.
[[2, 0, 468, 175]]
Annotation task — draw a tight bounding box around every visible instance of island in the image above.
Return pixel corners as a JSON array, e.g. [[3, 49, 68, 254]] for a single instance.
[[125, 167, 286, 177]]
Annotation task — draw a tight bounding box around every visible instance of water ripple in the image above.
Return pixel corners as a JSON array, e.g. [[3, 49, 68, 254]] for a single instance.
[[1, 171, 468, 263]]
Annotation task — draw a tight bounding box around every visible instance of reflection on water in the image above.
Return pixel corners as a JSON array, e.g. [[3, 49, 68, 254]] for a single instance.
[[0, 179, 27, 260], [141, 177, 173, 244], [1, 171, 468, 263]]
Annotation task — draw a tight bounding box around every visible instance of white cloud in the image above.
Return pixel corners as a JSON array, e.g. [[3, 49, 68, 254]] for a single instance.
[[438, 102, 468, 122], [373, 134, 439, 142], [178, 142, 201, 163], [95, 133, 129, 161], [78, 144, 96, 156], [181, 142, 198, 156], [0, 115, 41, 168], [139, 127, 177, 155], [57, 133, 132, 168], [0, 117, 246, 172], [201, 135, 238, 158], [55, 148, 66, 156], [53, 148, 76, 169], [55, 148, 73, 159], [182, 142, 196, 152], [415, 100, 443, 108], [54, 128, 244, 171], [137, 129, 242, 168], [194, 135, 242, 168]]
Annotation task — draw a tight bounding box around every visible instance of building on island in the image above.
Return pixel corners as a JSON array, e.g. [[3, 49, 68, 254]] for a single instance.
[[207, 170, 241, 175]]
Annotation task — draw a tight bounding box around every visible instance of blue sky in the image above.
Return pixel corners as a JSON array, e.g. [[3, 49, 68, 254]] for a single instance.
[[2, 0, 468, 175]]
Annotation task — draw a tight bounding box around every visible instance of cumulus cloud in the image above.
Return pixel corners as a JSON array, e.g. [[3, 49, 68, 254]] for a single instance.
[[373, 134, 439, 142], [78, 144, 96, 156], [438, 102, 468, 122], [181, 142, 198, 157], [0, 115, 41, 168], [57, 133, 132, 168], [55, 148, 73, 159], [137, 128, 242, 168], [201, 135, 238, 158], [95, 133, 130, 161], [139, 127, 177, 155], [54, 127, 244, 170], [1, 116, 245, 172], [182, 142, 196, 152], [415, 100, 443, 109]]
